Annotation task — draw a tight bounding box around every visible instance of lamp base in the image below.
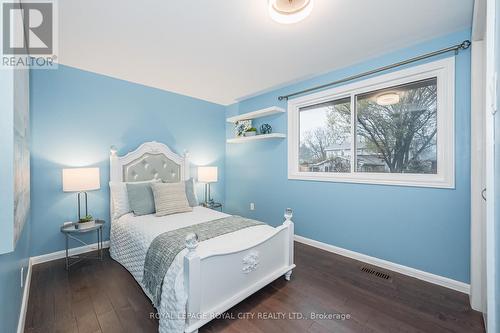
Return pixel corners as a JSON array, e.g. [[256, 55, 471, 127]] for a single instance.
[[204, 183, 214, 206], [77, 192, 89, 221]]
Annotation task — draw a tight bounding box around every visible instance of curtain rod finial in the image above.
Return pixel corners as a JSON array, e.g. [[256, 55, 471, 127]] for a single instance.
[[461, 40, 471, 50]]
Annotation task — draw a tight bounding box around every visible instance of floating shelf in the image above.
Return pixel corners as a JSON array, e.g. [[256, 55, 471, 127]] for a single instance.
[[227, 133, 286, 143], [226, 106, 285, 123]]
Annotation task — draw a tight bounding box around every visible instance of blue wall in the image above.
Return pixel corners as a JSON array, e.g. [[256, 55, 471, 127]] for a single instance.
[[225, 30, 471, 283], [30, 65, 226, 256]]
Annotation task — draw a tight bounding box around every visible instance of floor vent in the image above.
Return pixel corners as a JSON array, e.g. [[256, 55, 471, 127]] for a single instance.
[[360, 266, 391, 280]]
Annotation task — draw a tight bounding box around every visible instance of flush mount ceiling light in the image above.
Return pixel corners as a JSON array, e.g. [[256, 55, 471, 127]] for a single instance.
[[376, 93, 400, 106], [268, 0, 314, 24]]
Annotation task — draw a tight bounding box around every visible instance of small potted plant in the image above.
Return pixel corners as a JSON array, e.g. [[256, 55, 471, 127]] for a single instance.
[[77, 215, 96, 229], [244, 127, 257, 137]]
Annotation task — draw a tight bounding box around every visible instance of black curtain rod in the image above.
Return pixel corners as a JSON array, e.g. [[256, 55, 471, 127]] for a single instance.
[[277, 40, 471, 101]]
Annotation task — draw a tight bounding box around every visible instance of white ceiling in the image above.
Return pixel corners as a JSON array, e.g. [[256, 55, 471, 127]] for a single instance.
[[58, 0, 473, 105]]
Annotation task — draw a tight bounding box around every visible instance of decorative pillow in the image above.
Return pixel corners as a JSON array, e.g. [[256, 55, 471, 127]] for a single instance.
[[151, 182, 193, 217], [110, 179, 160, 219], [126, 180, 160, 216], [162, 178, 199, 207], [184, 178, 199, 207], [109, 182, 131, 219]]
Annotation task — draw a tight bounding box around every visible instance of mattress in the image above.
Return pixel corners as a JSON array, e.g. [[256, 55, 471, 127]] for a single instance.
[[110, 206, 274, 333]]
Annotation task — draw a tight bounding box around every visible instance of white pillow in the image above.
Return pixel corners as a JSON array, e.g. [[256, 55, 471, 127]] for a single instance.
[[109, 179, 160, 219]]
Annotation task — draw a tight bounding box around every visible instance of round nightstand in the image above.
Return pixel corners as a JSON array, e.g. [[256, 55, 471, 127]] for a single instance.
[[60, 220, 105, 270]]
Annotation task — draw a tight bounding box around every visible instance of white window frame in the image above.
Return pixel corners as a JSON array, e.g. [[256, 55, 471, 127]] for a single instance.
[[288, 57, 455, 188]]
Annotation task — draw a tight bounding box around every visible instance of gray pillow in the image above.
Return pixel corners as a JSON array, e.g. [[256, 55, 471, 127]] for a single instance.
[[151, 182, 193, 217], [185, 178, 199, 207], [126, 180, 159, 215]]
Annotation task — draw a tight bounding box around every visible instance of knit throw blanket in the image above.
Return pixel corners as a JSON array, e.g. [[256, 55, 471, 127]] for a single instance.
[[143, 215, 264, 307]]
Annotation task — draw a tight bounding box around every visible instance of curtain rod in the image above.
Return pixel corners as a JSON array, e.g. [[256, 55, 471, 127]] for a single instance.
[[277, 40, 471, 101]]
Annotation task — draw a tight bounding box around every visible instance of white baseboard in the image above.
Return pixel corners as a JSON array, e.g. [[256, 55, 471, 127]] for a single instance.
[[294, 235, 470, 294], [17, 258, 32, 333], [31, 240, 110, 266]]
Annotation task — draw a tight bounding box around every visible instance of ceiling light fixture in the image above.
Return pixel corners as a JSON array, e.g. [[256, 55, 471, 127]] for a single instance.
[[376, 93, 400, 106], [268, 0, 314, 24]]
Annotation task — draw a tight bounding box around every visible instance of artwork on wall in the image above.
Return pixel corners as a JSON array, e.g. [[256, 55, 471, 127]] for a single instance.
[[13, 68, 30, 246], [235, 119, 252, 137]]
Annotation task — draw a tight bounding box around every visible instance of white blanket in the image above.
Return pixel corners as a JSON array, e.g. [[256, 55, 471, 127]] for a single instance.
[[110, 206, 274, 333]]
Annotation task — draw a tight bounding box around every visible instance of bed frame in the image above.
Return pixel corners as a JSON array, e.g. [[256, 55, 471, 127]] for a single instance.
[[109, 141, 295, 333]]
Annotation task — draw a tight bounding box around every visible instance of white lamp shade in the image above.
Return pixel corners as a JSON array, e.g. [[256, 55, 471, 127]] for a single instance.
[[62, 167, 101, 192], [198, 166, 218, 183]]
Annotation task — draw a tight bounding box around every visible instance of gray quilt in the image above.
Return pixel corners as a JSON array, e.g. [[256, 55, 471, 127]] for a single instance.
[[143, 215, 264, 307]]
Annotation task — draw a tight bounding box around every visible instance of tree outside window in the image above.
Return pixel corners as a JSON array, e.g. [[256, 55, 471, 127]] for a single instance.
[[299, 78, 437, 175]]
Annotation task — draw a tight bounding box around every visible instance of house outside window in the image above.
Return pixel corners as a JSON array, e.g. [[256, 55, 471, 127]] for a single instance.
[[288, 58, 455, 188]]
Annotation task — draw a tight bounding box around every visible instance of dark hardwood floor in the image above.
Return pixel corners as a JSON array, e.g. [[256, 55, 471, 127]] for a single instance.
[[25, 242, 484, 333]]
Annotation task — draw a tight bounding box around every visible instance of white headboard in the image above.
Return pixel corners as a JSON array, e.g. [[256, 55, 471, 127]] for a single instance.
[[110, 141, 190, 183]]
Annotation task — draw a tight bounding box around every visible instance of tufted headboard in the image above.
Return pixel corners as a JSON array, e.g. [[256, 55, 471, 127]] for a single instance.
[[110, 141, 189, 183], [109, 141, 190, 219]]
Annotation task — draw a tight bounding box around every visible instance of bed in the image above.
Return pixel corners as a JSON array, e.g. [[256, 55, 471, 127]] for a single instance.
[[109, 141, 295, 333]]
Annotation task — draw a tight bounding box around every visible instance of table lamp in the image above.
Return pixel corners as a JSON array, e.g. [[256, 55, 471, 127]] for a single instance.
[[198, 166, 218, 205], [62, 167, 100, 221]]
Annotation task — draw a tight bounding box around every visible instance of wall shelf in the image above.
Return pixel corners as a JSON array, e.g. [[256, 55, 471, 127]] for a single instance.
[[226, 106, 285, 123], [227, 133, 286, 143]]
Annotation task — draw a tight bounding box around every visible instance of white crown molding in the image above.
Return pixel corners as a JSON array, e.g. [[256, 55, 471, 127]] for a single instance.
[[294, 235, 470, 294]]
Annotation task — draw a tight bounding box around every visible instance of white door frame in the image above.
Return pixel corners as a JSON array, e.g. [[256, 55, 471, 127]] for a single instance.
[[470, 0, 487, 314], [470, 39, 487, 312], [485, 0, 498, 331]]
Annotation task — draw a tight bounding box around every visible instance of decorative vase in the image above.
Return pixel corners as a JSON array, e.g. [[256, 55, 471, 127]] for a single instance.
[[260, 123, 272, 134]]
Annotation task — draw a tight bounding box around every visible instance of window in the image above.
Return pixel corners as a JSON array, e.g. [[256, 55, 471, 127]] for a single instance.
[[288, 58, 455, 188], [299, 97, 351, 173]]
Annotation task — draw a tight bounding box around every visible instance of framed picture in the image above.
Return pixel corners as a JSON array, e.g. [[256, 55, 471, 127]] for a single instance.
[[13, 68, 30, 247], [234, 120, 252, 137]]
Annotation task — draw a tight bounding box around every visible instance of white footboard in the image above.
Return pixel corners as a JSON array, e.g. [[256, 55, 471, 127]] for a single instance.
[[183, 210, 295, 333]]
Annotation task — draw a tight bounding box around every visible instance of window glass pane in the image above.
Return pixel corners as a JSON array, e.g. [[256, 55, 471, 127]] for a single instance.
[[299, 97, 351, 173], [355, 78, 437, 174]]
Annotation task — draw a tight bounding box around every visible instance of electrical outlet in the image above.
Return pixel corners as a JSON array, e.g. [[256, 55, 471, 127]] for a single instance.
[[250, 203, 255, 210], [20, 267, 24, 288]]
